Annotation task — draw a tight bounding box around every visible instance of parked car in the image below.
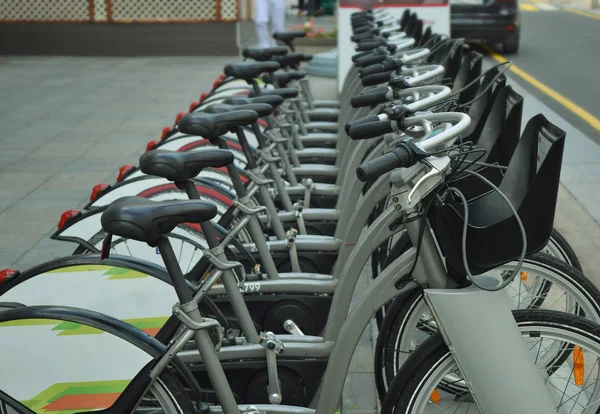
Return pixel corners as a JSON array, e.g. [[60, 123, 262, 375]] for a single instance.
[[450, 0, 520, 53]]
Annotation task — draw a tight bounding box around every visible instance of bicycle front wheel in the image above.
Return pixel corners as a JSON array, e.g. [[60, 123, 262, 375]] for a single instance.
[[382, 310, 600, 414], [375, 252, 600, 400]]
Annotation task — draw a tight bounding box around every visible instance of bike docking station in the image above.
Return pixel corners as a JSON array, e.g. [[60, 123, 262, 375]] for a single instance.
[[0, 6, 599, 414]]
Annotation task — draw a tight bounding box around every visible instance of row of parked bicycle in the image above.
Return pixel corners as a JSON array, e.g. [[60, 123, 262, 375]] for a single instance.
[[1, 8, 599, 414]]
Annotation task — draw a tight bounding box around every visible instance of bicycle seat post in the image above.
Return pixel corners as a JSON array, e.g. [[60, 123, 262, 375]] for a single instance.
[[234, 127, 259, 170], [250, 78, 263, 97], [235, 127, 287, 239], [250, 121, 295, 211], [209, 138, 281, 278], [155, 236, 242, 413], [157, 236, 194, 304], [177, 180, 222, 250]]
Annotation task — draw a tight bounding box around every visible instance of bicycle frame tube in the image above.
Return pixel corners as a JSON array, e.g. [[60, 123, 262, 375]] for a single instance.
[[314, 250, 420, 411], [335, 139, 381, 207], [333, 174, 392, 257], [312, 217, 449, 412], [326, 207, 403, 337]]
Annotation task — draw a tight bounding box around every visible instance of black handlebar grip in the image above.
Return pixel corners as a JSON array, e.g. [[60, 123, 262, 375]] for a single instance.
[[344, 114, 381, 136], [356, 152, 402, 182], [351, 20, 370, 29], [350, 88, 389, 108], [359, 59, 398, 77], [356, 40, 384, 52], [348, 120, 394, 140], [351, 31, 375, 42], [355, 53, 387, 67], [351, 14, 372, 22], [352, 50, 374, 63], [361, 71, 393, 87], [353, 24, 373, 34]]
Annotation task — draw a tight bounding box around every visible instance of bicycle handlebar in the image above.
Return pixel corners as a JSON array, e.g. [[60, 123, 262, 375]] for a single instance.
[[355, 53, 387, 67], [351, 31, 375, 42], [344, 114, 382, 135], [355, 112, 471, 182], [350, 87, 390, 108], [348, 120, 394, 140], [404, 112, 471, 152], [356, 40, 387, 51], [359, 59, 400, 77], [361, 71, 394, 87], [356, 145, 414, 182]]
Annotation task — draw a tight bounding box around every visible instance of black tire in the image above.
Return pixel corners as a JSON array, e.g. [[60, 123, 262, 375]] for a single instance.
[[374, 290, 421, 401], [138, 370, 196, 414], [547, 228, 583, 272], [369, 228, 583, 327], [370, 228, 578, 286], [375, 253, 600, 399], [503, 37, 519, 54], [382, 310, 600, 413]]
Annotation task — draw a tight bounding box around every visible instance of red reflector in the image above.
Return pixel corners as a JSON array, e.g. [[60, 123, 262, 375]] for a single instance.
[[0, 268, 18, 284], [90, 183, 110, 202], [146, 140, 159, 152], [257, 118, 268, 128], [189, 101, 199, 112], [161, 126, 173, 141], [199, 92, 208, 102], [175, 112, 186, 124], [117, 164, 135, 182], [58, 209, 81, 230], [506, 24, 516, 30]]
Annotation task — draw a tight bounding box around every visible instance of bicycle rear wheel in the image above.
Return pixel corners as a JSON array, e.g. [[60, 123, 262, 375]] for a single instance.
[[136, 371, 196, 414], [382, 310, 600, 413]]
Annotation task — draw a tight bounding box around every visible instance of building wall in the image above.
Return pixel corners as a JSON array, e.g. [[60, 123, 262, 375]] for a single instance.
[[0, 0, 245, 55]]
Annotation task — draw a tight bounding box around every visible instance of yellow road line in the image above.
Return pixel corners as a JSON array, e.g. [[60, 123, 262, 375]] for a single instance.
[[520, 3, 540, 11], [483, 45, 600, 133], [565, 7, 600, 19]]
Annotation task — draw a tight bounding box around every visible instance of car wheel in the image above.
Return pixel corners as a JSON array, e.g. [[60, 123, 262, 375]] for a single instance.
[[503, 38, 519, 54]]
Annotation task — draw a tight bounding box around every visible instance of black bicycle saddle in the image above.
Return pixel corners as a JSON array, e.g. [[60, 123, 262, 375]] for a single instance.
[[204, 103, 273, 118], [242, 46, 288, 62], [101, 196, 218, 246], [178, 110, 258, 139], [223, 95, 284, 110], [139, 149, 234, 182], [224, 62, 280, 82]]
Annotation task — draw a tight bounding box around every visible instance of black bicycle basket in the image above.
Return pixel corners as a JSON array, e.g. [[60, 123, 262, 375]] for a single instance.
[[432, 114, 566, 278], [449, 84, 524, 202]]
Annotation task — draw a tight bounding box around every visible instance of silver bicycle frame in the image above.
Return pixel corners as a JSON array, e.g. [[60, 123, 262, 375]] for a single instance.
[[187, 111, 557, 412]]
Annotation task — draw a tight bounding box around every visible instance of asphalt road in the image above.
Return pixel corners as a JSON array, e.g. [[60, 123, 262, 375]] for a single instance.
[[484, 4, 600, 141]]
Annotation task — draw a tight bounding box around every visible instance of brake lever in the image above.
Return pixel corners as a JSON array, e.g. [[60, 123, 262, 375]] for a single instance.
[[407, 156, 451, 206], [382, 101, 413, 121]]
